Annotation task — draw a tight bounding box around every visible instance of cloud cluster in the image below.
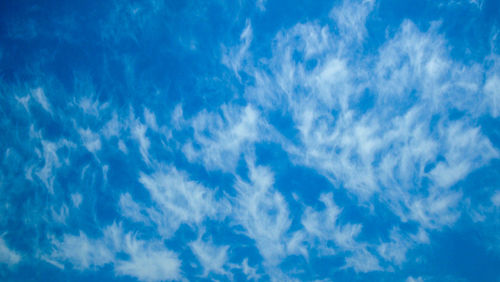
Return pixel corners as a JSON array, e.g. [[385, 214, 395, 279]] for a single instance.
[[241, 1, 499, 233], [50, 223, 181, 281], [1, 0, 499, 281]]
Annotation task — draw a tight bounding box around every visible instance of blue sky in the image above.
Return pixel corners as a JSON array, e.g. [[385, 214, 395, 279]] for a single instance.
[[0, 0, 500, 281]]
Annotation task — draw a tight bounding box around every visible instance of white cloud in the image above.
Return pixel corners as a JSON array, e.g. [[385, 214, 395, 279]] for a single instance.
[[71, 193, 83, 208], [51, 204, 69, 224], [241, 258, 260, 280], [330, 0, 374, 43], [0, 237, 21, 267], [50, 223, 181, 281], [78, 128, 102, 153], [428, 121, 498, 189], [143, 108, 159, 131], [406, 276, 424, 282], [77, 96, 109, 117], [33, 138, 74, 194], [286, 230, 309, 259], [34, 141, 59, 193], [102, 112, 122, 139], [171, 104, 184, 130], [15, 94, 30, 112], [118, 139, 128, 154], [410, 228, 430, 244], [484, 73, 500, 117], [136, 166, 222, 238], [50, 231, 114, 270], [344, 248, 382, 273], [119, 193, 150, 223], [376, 228, 413, 266], [130, 118, 151, 165], [492, 191, 500, 207], [31, 87, 52, 114], [232, 160, 291, 267], [6, 0, 498, 279], [113, 230, 181, 282], [189, 237, 229, 276], [222, 20, 253, 77], [240, 6, 498, 234], [256, 0, 266, 11], [408, 190, 462, 229], [300, 193, 362, 252], [183, 104, 265, 172]]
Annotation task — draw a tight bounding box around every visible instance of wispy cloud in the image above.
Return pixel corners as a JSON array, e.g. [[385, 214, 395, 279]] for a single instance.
[[344, 248, 382, 273], [31, 87, 52, 114], [50, 223, 181, 281], [300, 193, 363, 251], [239, 4, 499, 235], [189, 236, 230, 277], [0, 237, 21, 267], [50, 231, 114, 270], [222, 20, 253, 78], [1, 0, 499, 280], [330, 0, 374, 43], [123, 165, 224, 238], [183, 104, 266, 172], [232, 159, 291, 267], [31, 138, 75, 194]]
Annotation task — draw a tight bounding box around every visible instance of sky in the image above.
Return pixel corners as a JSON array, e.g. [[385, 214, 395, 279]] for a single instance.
[[0, 0, 499, 281]]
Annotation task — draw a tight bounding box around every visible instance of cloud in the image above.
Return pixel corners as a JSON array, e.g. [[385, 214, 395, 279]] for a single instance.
[[484, 74, 500, 117], [113, 230, 181, 282], [406, 276, 424, 282], [428, 121, 498, 189], [484, 53, 500, 118], [133, 166, 223, 238], [31, 87, 52, 114], [126, 107, 170, 165], [492, 191, 500, 207], [222, 20, 253, 77], [300, 193, 362, 253], [2, 0, 499, 280], [76, 95, 109, 117], [256, 0, 266, 11], [290, 192, 388, 273], [51, 204, 69, 224], [241, 258, 260, 280], [77, 128, 102, 153], [130, 118, 151, 165], [102, 112, 122, 139], [330, 0, 374, 43], [50, 231, 114, 270], [0, 237, 21, 267], [71, 193, 82, 208], [119, 193, 150, 223], [376, 228, 414, 266], [143, 108, 159, 132], [15, 94, 31, 112], [344, 248, 382, 273], [240, 5, 498, 234], [232, 160, 291, 267], [50, 223, 181, 281], [31, 138, 75, 194], [183, 105, 265, 172], [189, 237, 229, 276]]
